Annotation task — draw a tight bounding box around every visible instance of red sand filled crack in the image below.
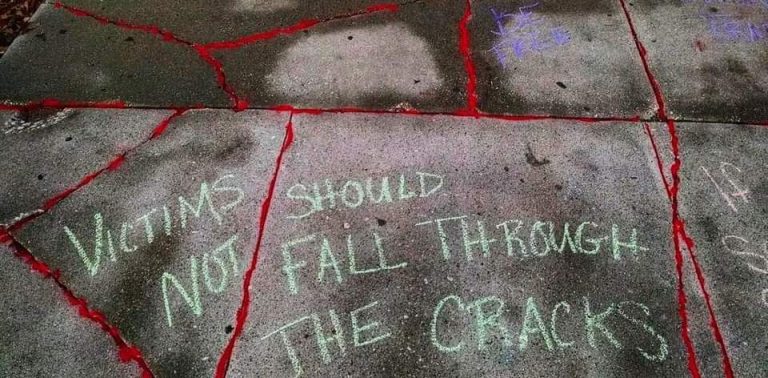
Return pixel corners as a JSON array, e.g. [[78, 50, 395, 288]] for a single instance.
[[618, 0, 734, 376], [0, 228, 155, 377], [52, 0, 400, 112], [7, 108, 188, 233], [458, 0, 478, 116], [1, 108, 188, 376], [0, 0, 751, 376], [214, 113, 295, 378], [201, 4, 398, 50]]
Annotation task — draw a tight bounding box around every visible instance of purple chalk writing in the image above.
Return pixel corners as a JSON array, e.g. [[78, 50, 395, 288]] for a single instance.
[[703, 13, 768, 43], [489, 3, 571, 66], [682, 0, 768, 45]]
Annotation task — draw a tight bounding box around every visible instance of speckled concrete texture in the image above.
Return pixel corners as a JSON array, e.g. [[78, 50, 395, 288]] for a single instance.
[[228, 113, 686, 376], [471, 0, 655, 118], [0, 109, 169, 225], [625, 0, 768, 123], [0, 246, 139, 377], [1, 0, 767, 376], [12, 110, 286, 376]]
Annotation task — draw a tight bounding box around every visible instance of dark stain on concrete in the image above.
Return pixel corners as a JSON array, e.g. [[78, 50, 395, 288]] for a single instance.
[[525, 144, 551, 167]]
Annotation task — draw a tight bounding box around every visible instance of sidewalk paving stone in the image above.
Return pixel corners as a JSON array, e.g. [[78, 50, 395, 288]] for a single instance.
[[676, 121, 768, 375], [626, 0, 768, 123], [0, 246, 139, 377], [0, 109, 169, 225], [227, 113, 688, 376], [11, 109, 287, 376], [471, 0, 656, 118]]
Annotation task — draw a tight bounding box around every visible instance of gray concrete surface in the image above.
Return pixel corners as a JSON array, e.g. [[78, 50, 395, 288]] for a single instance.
[[0, 3, 227, 107], [627, 0, 768, 123], [220, 0, 467, 111], [12, 110, 287, 376], [676, 122, 768, 376], [471, 0, 655, 118], [0, 246, 139, 377], [1, 0, 767, 376], [229, 113, 686, 376], [0, 109, 170, 225]]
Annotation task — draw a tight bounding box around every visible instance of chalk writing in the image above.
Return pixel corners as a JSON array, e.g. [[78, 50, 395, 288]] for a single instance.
[[722, 235, 768, 274], [286, 171, 444, 220], [280, 230, 408, 294], [721, 234, 768, 309], [682, 0, 768, 44], [261, 300, 391, 376], [701, 162, 750, 212], [489, 3, 571, 66], [63, 174, 244, 277], [702, 13, 768, 44], [161, 234, 239, 327], [430, 293, 668, 361], [415, 215, 648, 262]]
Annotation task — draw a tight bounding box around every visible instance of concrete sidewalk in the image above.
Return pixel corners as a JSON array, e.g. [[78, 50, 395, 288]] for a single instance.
[[0, 0, 766, 377]]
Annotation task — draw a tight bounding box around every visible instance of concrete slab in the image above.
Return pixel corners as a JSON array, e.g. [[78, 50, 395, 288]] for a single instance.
[[11, 109, 288, 376], [627, 0, 768, 123], [51, 0, 410, 43], [676, 122, 768, 375], [470, 0, 656, 118], [0, 0, 470, 111], [0, 3, 227, 107], [227, 113, 688, 376], [218, 0, 467, 111], [0, 246, 138, 377], [0, 109, 169, 225]]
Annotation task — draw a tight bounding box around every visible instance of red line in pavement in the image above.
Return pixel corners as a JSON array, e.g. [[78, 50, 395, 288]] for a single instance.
[[0, 228, 155, 377], [619, 0, 734, 374], [202, 4, 398, 50], [643, 123, 671, 198], [644, 121, 701, 378], [201, 19, 319, 50], [192, 46, 249, 111], [54, 0, 192, 46], [457, 0, 478, 116], [668, 118, 734, 378], [50, 1, 398, 112], [270, 104, 640, 123], [7, 109, 188, 233], [214, 114, 295, 378], [617, 0, 667, 120]]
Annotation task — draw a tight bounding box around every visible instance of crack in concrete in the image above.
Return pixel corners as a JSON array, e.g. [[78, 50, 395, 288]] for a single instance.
[[0, 228, 155, 377], [619, 0, 735, 376], [0, 0, 758, 376], [214, 113, 295, 378]]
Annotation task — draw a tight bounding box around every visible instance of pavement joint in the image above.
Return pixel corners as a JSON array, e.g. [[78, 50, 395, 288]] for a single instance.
[[214, 113, 295, 378], [458, 0, 478, 115], [6, 109, 189, 235], [642, 122, 702, 378], [52, 0, 402, 112], [0, 227, 154, 378], [619, 0, 734, 376]]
